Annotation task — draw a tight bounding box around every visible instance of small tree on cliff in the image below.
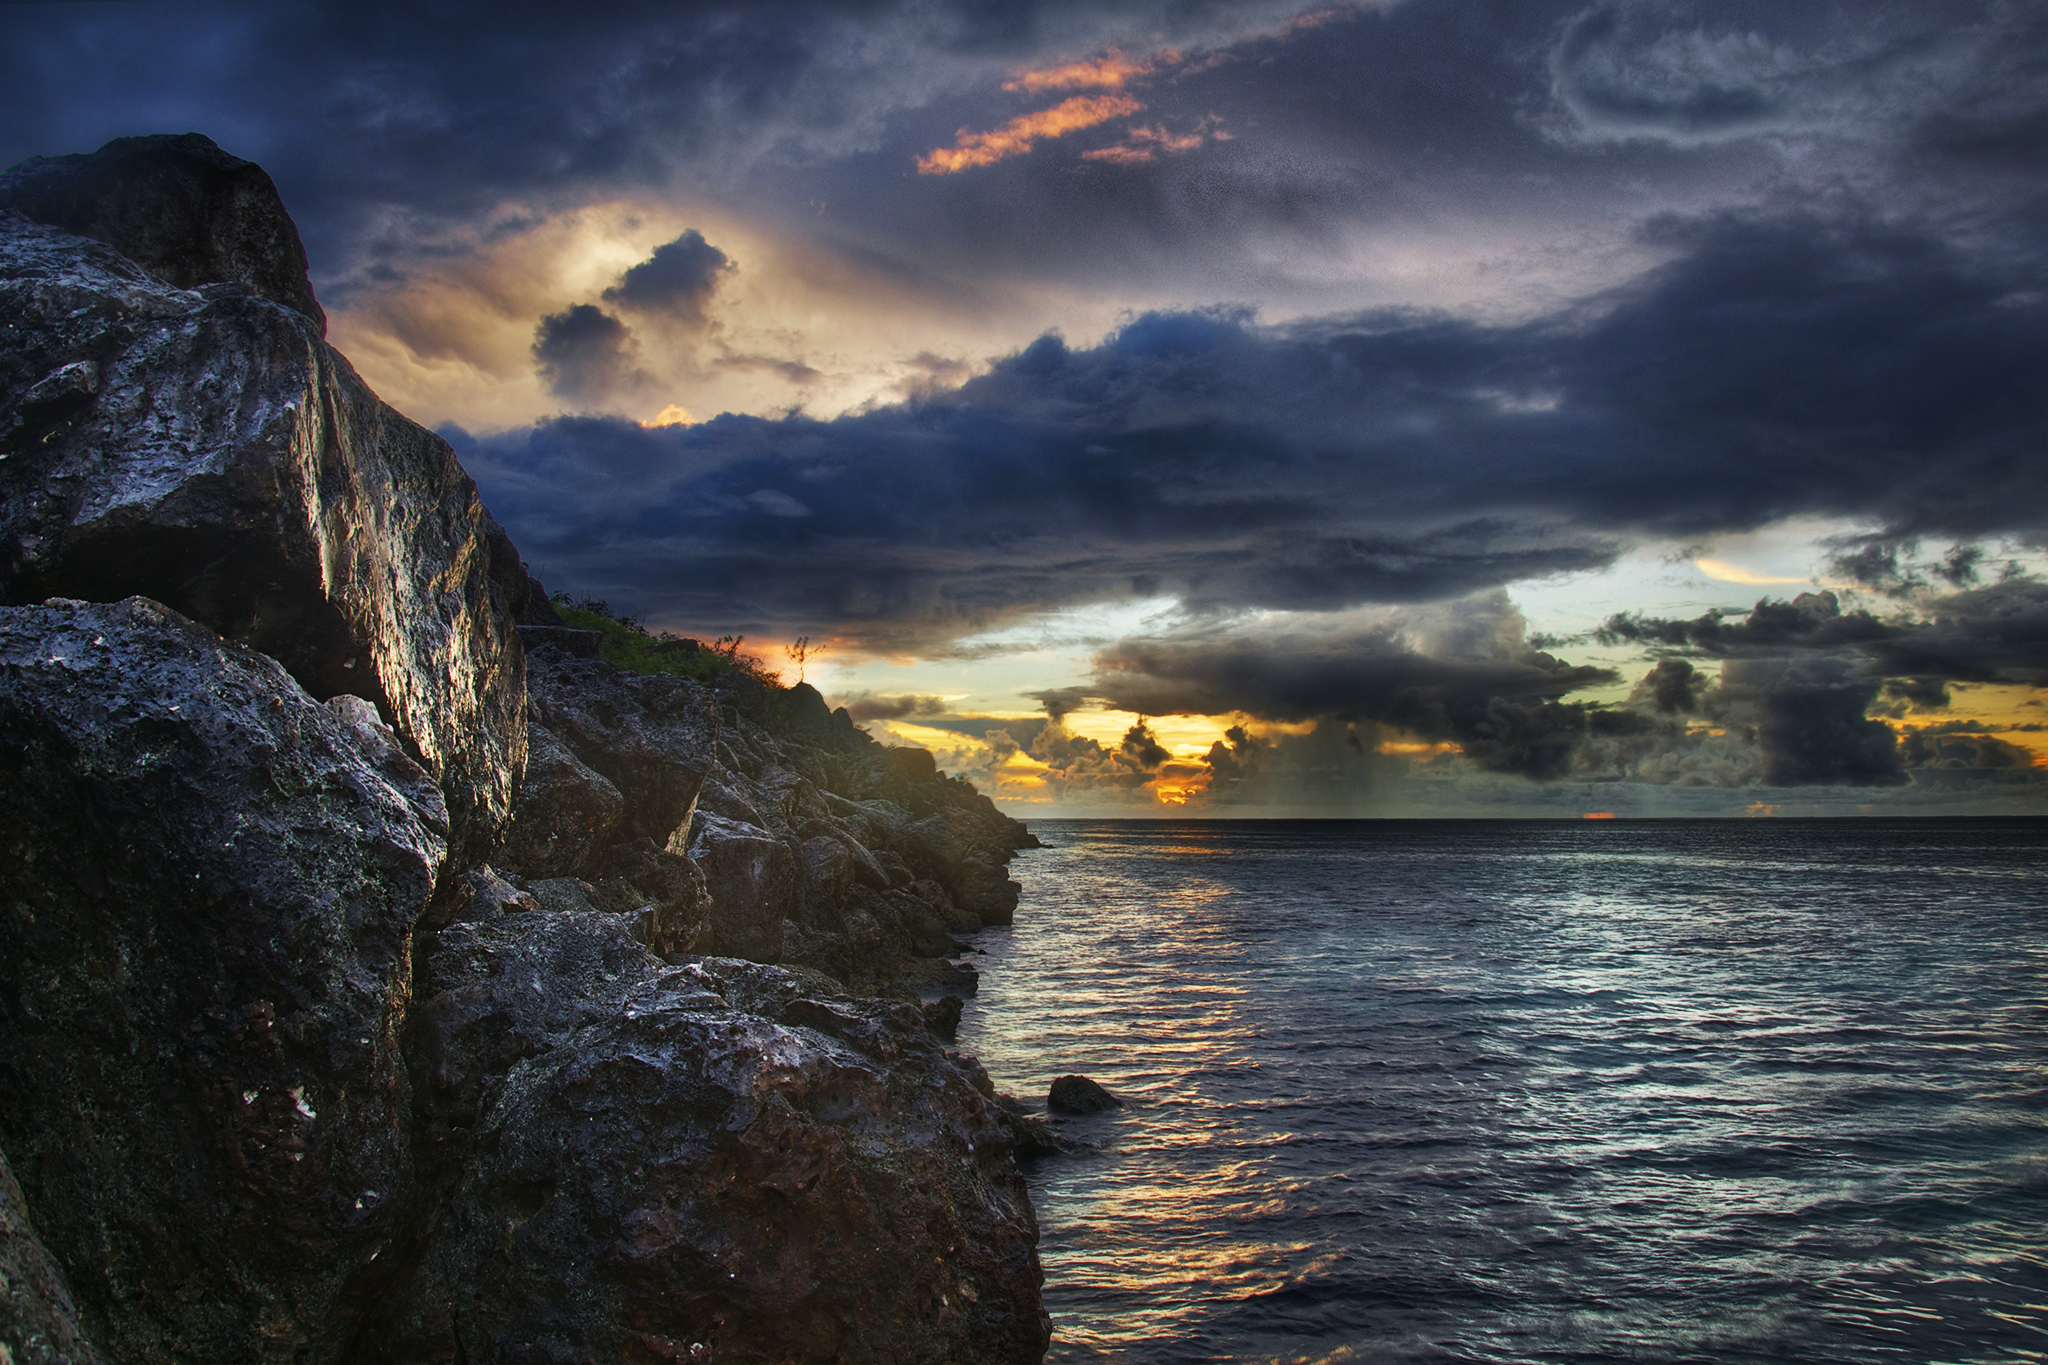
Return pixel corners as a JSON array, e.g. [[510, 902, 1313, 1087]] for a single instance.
[[784, 636, 825, 684]]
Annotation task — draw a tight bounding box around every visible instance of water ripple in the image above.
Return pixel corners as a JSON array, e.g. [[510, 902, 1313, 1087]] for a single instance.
[[957, 818, 2048, 1365]]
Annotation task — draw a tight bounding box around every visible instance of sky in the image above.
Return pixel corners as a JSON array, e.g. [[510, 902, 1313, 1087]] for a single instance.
[[9, 0, 2047, 816]]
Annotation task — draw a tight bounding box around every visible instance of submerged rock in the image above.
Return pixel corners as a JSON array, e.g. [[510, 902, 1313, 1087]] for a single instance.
[[1048, 1075, 1124, 1115], [0, 597, 446, 1363], [0, 208, 527, 870]]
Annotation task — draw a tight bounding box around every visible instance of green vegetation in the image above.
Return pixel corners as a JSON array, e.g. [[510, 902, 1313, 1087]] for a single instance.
[[552, 596, 776, 683]]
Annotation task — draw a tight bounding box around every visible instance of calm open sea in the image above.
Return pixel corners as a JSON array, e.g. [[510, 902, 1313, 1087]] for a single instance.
[[955, 818, 2048, 1365]]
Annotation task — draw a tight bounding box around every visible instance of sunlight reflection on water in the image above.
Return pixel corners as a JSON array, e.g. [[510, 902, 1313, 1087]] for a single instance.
[[956, 818, 2048, 1365]]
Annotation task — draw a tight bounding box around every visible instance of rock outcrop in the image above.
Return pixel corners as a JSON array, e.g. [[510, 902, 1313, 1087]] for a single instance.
[[380, 934, 1045, 1363], [0, 133, 326, 332], [0, 597, 446, 1363], [500, 655, 1034, 996], [0, 142, 527, 871], [0, 137, 1052, 1365]]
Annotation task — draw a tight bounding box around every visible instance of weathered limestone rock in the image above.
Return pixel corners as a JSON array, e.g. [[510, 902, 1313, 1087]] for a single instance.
[[524, 647, 720, 848], [0, 209, 527, 870], [0, 133, 325, 331], [494, 722, 625, 879], [0, 1149, 106, 1365], [689, 813, 795, 962], [0, 597, 446, 1364], [906, 809, 1024, 924], [379, 953, 1049, 1365]]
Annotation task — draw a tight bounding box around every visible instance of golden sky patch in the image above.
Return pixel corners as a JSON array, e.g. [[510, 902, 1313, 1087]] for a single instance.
[[917, 94, 1144, 174], [1004, 49, 1172, 92]]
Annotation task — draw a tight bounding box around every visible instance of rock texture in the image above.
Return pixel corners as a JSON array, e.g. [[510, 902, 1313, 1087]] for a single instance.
[[379, 933, 1046, 1363], [0, 137, 1054, 1365], [0, 597, 446, 1363], [0, 1149, 106, 1365], [502, 653, 1036, 997], [0, 133, 325, 331], [0, 195, 526, 870], [1048, 1075, 1123, 1115]]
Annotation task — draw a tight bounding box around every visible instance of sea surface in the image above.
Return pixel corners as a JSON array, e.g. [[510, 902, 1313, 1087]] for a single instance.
[[954, 818, 2048, 1365]]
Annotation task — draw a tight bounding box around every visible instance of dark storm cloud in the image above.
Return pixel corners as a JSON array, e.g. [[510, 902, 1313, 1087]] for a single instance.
[[602, 229, 734, 322], [1088, 580, 2046, 791], [1544, 0, 2048, 157], [458, 208, 2048, 647], [532, 303, 641, 404], [833, 691, 946, 723], [1090, 593, 1618, 781], [0, 0, 1333, 292], [1600, 582, 2048, 688]]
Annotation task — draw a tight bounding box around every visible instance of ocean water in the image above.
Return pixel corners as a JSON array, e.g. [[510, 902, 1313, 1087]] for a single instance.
[[954, 818, 2048, 1365]]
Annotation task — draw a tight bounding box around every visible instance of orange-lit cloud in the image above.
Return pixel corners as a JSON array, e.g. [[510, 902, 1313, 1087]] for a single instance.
[[1004, 48, 1175, 92], [917, 94, 1143, 174], [1081, 120, 1229, 164]]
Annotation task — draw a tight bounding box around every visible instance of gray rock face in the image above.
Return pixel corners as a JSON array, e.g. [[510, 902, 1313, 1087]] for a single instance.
[[378, 949, 1048, 1364], [0, 211, 527, 871], [495, 721, 625, 879], [0, 597, 446, 1364], [0, 133, 326, 331], [0, 1149, 105, 1365], [689, 812, 795, 962], [524, 647, 721, 849]]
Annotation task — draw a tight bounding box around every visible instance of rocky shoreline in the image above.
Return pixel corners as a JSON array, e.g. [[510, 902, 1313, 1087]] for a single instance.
[[1, 135, 1057, 1364]]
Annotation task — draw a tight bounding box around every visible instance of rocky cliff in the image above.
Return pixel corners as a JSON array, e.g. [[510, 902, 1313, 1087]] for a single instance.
[[0, 136, 1049, 1365]]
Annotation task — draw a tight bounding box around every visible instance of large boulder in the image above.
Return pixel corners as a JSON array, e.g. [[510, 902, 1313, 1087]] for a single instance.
[[0, 598, 446, 1364], [524, 648, 720, 848], [0, 133, 325, 331], [376, 956, 1049, 1364], [0, 207, 527, 871]]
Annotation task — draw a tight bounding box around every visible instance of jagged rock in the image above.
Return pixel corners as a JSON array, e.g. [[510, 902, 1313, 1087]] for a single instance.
[[524, 648, 720, 848], [0, 133, 325, 330], [407, 908, 665, 1131], [437, 865, 541, 926], [922, 994, 965, 1040], [494, 723, 625, 880], [1048, 1074, 1123, 1115], [801, 833, 856, 900], [0, 210, 528, 871], [376, 959, 1049, 1365], [688, 813, 793, 962], [1, 1148, 106, 1365], [0, 597, 446, 1364], [905, 809, 1024, 925], [588, 837, 711, 958]]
